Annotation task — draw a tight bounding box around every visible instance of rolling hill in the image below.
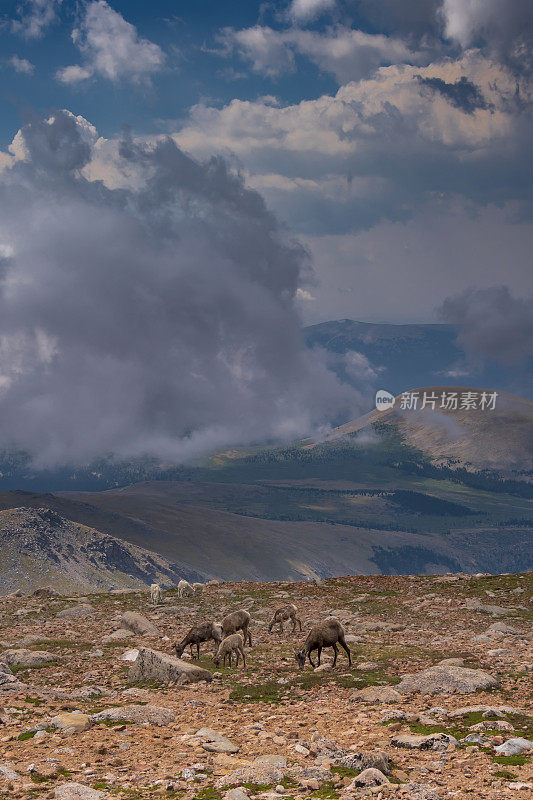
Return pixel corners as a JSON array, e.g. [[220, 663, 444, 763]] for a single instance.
[[0, 385, 530, 583], [314, 387, 533, 478], [0, 506, 204, 594], [304, 319, 533, 399]]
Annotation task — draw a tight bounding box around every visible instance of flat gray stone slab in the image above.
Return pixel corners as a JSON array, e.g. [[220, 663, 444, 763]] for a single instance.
[[128, 647, 212, 684], [397, 665, 498, 695]]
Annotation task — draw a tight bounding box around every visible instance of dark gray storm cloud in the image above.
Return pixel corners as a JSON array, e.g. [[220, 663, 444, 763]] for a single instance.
[[417, 75, 490, 114], [0, 111, 361, 466], [438, 286, 533, 366], [438, 0, 533, 75]]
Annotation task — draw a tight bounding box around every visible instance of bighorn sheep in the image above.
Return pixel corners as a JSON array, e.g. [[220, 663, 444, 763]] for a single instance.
[[177, 579, 194, 598], [174, 621, 223, 659], [150, 583, 162, 605], [295, 618, 351, 670], [192, 582, 204, 593], [221, 609, 252, 646], [268, 603, 302, 634], [213, 633, 246, 668]]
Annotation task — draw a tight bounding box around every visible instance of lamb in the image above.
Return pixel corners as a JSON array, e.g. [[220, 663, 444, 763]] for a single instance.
[[150, 583, 162, 605], [174, 621, 223, 659], [295, 618, 351, 670], [221, 609, 252, 646], [268, 603, 302, 634], [177, 579, 194, 598], [213, 633, 246, 668]]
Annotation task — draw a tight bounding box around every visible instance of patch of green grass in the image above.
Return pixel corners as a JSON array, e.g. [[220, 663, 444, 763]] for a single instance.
[[229, 680, 283, 703], [11, 660, 60, 674], [494, 770, 518, 779], [310, 781, 339, 799], [194, 787, 222, 800], [24, 697, 43, 705], [241, 783, 275, 792], [17, 729, 37, 741], [330, 766, 359, 779], [493, 755, 530, 767]]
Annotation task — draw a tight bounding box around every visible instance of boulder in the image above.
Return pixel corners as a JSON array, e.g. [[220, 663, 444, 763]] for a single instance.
[[331, 750, 390, 774], [352, 686, 401, 703], [215, 757, 332, 790], [32, 586, 61, 598], [215, 759, 285, 789], [50, 712, 91, 734], [224, 789, 249, 800], [57, 605, 95, 619], [54, 783, 108, 799], [392, 733, 458, 750], [101, 629, 133, 643], [1, 649, 58, 667], [397, 664, 498, 695], [493, 738, 533, 756], [193, 728, 239, 754], [118, 649, 139, 662], [0, 763, 20, 781], [89, 704, 175, 726], [120, 612, 159, 636], [350, 768, 389, 787], [0, 661, 26, 692], [128, 647, 212, 684]]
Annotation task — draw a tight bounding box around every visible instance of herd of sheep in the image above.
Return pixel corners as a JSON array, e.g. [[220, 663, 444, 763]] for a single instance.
[[150, 581, 352, 671]]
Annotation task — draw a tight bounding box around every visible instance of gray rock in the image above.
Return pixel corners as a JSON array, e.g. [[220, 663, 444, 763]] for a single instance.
[[89, 704, 175, 726], [397, 664, 498, 695], [469, 720, 513, 731], [215, 760, 285, 789], [50, 712, 91, 734], [32, 586, 61, 598], [101, 629, 133, 643], [350, 768, 389, 787], [331, 750, 390, 774], [0, 762, 20, 781], [214, 756, 331, 790], [128, 647, 212, 684], [352, 686, 401, 703], [460, 734, 491, 746], [392, 733, 458, 750], [120, 611, 159, 636], [224, 789, 249, 800], [54, 783, 108, 799], [493, 738, 533, 756], [1, 649, 58, 667], [56, 604, 95, 619], [448, 704, 518, 718], [193, 728, 239, 754]]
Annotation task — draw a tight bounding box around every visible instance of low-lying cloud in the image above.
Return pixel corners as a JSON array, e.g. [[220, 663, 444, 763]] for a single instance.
[[0, 110, 361, 467], [438, 285, 533, 366]]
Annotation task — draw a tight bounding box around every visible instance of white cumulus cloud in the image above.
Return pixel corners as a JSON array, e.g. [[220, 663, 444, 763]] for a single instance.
[[56, 0, 165, 85]]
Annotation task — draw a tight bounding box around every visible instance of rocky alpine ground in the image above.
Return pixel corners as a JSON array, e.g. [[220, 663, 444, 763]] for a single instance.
[[0, 573, 531, 800]]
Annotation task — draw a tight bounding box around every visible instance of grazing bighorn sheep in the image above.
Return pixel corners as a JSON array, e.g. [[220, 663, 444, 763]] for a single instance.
[[268, 603, 302, 634], [150, 583, 162, 605], [295, 618, 351, 670], [192, 582, 204, 593], [213, 633, 246, 668], [221, 609, 252, 646], [174, 622, 223, 659], [177, 579, 194, 597]]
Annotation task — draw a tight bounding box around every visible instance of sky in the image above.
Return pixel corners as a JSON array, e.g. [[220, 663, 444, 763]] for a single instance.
[[0, 0, 531, 465]]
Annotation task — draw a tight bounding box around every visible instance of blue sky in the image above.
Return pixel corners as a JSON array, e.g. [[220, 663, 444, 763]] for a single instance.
[[0, 0, 532, 325], [0, 0, 531, 464]]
